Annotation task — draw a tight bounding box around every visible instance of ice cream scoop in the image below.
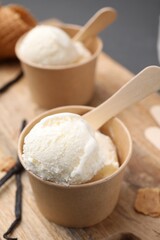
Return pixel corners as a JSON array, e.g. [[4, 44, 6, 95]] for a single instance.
[[18, 25, 91, 66], [22, 112, 118, 185], [18, 7, 117, 66]]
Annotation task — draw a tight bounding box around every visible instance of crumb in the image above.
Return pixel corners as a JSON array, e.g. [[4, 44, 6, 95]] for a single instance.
[[134, 188, 160, 217]]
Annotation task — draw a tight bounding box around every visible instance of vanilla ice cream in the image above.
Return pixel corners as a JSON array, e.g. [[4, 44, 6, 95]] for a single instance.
[[22, 113, 118, 185], [19, 25, 91, 66]]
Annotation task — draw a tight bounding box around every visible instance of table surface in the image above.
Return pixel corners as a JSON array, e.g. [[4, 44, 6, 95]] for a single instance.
[[0, 51, 160, 239], [4, 0, 160, 73]]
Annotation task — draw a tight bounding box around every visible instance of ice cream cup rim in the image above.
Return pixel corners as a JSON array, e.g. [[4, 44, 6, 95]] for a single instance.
[[18, 105, 132, 189], [15, 23, 103, 70]]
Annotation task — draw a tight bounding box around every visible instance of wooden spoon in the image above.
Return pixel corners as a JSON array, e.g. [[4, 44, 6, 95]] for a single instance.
[[73, 7, 117, 42], [83, 66, 160, 130]]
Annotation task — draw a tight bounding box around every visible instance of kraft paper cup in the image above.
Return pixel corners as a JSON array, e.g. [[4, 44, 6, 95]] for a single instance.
[[15, 24, 103, 109], [18, 106, 132, 227]]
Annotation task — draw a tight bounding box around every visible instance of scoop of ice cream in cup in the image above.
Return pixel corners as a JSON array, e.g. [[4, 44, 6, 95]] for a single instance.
[[15, 8, 116, 109], [18, 106, 132, 227], [18, 65, 160, 227]]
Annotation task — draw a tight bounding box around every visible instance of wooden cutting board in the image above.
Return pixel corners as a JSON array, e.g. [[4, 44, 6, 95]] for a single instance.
[[0, 53, 160, 240]]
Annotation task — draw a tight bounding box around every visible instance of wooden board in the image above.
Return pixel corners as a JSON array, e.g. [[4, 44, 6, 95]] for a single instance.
[[0, 53, 160, 240]]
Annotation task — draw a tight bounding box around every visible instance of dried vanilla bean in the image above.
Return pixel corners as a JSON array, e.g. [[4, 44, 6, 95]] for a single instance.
[[2, 120, 27, 240], [0, 162, 23, 187], [106, 232, 141, 240], [0, 70, 23, 94], [0, 120, 27, 187], [3, 174, 22, 240]]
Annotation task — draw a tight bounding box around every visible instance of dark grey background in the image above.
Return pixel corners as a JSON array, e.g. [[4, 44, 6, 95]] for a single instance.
[[5, 0, 160, 73]]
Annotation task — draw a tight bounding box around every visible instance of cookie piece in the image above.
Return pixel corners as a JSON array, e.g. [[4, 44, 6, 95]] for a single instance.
[[134, 188, 160, 217]]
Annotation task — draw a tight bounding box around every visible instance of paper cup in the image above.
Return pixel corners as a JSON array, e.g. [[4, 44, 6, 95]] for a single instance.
[[15, 25, 103, 109], [18, 106, 132, 227]]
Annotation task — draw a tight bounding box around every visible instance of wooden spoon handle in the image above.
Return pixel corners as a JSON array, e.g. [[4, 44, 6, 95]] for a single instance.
[[83, 66, 160, 130], [73, 7, 117, 42]]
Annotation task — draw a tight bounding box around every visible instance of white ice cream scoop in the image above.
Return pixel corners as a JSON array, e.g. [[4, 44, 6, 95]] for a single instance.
[[18, 7, 117, 67], [19, 25, 91, 66], [22, 113, 118, 185]]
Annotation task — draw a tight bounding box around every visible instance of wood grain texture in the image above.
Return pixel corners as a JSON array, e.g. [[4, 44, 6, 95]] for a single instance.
[[0, 53, 160, 239]]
